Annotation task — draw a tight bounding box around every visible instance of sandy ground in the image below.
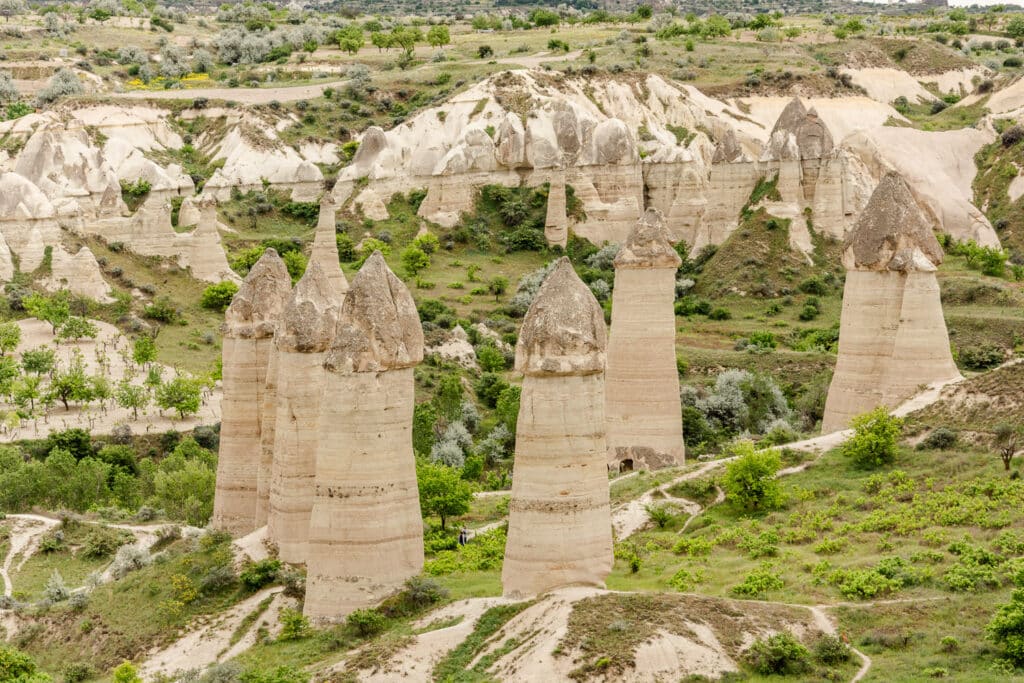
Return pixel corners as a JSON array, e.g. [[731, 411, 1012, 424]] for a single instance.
[[495, 50, 582, 68], [232, 525, 270, 563], [0, 318, 221, 442]]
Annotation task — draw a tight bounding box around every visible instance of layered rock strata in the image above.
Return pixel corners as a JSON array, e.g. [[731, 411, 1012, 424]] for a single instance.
[[822, 173, 962, 433], [304, 252, 424, 622], [212, 249, 292, 535], [267, 261, 342, 563], [502, 258, 613, 598], [605, 209, 684, 471], [309, 196, 349, 297]]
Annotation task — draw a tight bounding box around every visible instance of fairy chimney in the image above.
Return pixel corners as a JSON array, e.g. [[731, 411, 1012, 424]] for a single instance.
[[606, 209, 684, 471], [822, 173, 961, 433], [310, 195, 349, 297], [304, 252, 424, 622], [502, 257, 613, 598], [212, 249, 292, 535], [266, 261, 341, 563]]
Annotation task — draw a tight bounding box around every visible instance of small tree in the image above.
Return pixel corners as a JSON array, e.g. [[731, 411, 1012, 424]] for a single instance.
[[156, 376, 201, 419], [400, 245, 430, 278], [48, 353, 93, 410], [427, 25, 450, 47], [111, 661, 143, 683], [416, 459, 472, 530], [0, 321, 20, 355], [200, 281, 239, 312], [722, 440, 783, 511], [994, 423, 1021, 471], [478, 44, 493, 58], [841, 407, 903, 470], [132, 335, 157, 367], [116, 381, 149, 420], [21, 347, 55, 375], [24, 291, 70, 335], [336, 24, 363, 54], [488, 276, 508, 301], [988, 569, 1024, 664], [57, 316, 98, 343]]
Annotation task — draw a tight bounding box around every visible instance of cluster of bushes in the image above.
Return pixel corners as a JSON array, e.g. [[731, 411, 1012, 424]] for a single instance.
[[680, 369, 795, 451]]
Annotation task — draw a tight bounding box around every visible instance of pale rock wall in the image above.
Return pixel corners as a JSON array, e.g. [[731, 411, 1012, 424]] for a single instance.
[[503, 258, 612, 598], [45, 245, 113, 302], [0, 232, 12, 280], [255, 348, 279, 528], [545, 172, 568, 248], [310, 198, 349, 297], [204, 125, 323, 202]]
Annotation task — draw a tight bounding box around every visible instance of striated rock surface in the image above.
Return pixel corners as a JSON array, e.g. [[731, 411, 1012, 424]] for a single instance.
[[605, 209, 685, 471], [304, 252, 424, 621], [309, 196, 349, 297], [267, 261, 341, 563], [212, 249, 292, 535], [822, 173, 961, 433], [45, 245, 113, 302], [503, 258, 613, 598]]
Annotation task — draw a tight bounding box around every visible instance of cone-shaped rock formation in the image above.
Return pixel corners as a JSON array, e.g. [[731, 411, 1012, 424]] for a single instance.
[[310, 195, 349, 297], [822, 173, 961, 433], [606, 209, 685, 471], [266, 261, 341, 563], [502, 257, 613, 598], [304, 252, 424, 622], [212, 249, 292, 535]]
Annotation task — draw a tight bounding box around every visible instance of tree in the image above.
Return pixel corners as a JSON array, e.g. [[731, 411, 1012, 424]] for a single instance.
[[702, 14, 732, 37], [156, 376, 201, 419], [200, 281, 239, 312], [57, 316, 98, 343], [336, 24, 363, 54], [0, 321, 20, 356], [488, 276, 508, 301], [988, 569, 1024, 664], [400, 245, 430, 278], [722, 440, 783, 511], [116, 381, 149, 420], [12, 375, 41, 413], [370, 31, 390, 52], [433, 373, 463, 421], [994, 423, 1021, 471], [47, 353, 93, 410], [0, 0, 25, 22], [22, 347, 55, 375], [427, 25, 450, 47], [1008, 14, 1024, 40], [0, 356, 19, 396], [529, 8, 560, 26], [24, 291, 70, 335], [841, 407, 903, 470], [132, 335, 157, 367], [416, 459, 472, 530]]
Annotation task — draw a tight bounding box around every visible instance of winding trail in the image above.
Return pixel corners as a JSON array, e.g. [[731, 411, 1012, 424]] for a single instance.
[[1, 514, 61, 597]]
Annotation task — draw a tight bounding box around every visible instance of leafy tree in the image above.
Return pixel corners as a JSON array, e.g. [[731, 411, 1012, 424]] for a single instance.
[[200, 281, 239, 312], [57, 316, 98, 342], [427, 25, 449, 47], [12, 375, 41, 413], [116, 381, 149, 420], [488, 276, 508, 301], [494, 384, 521, 434], [702, 14, 732, 37], [417, 459, 472, 530], [995, 423, 1021, 471], [21, 347, 55, 375], [1008, 14, 1024, 40], [841, 407, 903, 470], [156, 376, 201, 419], [529, 8, 559, 26], [0, 321, 20, 355], [132, 335, 157, 366], [24, 290, 70, 334], [722, 440, 783, 511], [433, 373, 463, 421], [412, 402, 438, 456], [370, 31, 390, 51], [0, 645, 42, 681], [48, 353, 93, 410], [336, 24, 363, 54], [400, 245, 430, 277], [0, 356, 19, 395], [476, 345, 506, 372]]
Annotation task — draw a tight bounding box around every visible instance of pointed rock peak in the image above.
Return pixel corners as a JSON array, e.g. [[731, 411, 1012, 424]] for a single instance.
[[845, 172, 944, 272], [225, 248, 292, 337], [325, 251, 423, 373], [278, 260, 341, 353], [615, 208, 682, 269], [515, 257, 606, 377], [712, 127, 742, 163], [352, 126, 387, 168], [771, 97, 808, 136]]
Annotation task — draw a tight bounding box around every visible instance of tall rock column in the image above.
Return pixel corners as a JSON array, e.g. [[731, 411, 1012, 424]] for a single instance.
[[310, 195, 349, 297], [822, 173, 961, 433], [255, 345, 279, 527], [606, 208, 684, 471], [545, 171, 569, 249], [267, 261, 341, 563], [305, 252, 424, 622], [502, 257, 613, 598], [212, 249, 292, 535]]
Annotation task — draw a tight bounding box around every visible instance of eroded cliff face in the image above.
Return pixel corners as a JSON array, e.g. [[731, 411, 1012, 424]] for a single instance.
[[212, 249, 292, 536], [606, 209, 685, 471], [304, 252, 424, 622], [822, 173, 962, 433], [503, 258, 613, 598]]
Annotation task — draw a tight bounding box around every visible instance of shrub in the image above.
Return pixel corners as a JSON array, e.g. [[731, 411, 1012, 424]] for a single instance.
[[81, 526, 130, 558], [1002, 124, 1024, 147], [708, 307, 731, 320], [62, 662, 95, 683], [240, 559, 281, 591], [645, 503, 674, 529], [43, 570, 69, 602], [841, 407, 903, 470], [110, 545, 151, 579], [200, 281, 239, 312], [347, 607, 386, 637], [918, 427, 957, 451], [722, 441, 784, 511], [0, 646, 42, 680], [744, 632, 811, 675], [959, 344, 1003, 371], [732, 562, 784, 598], [36, 68, 84, 105], [278, 608, 310, 641]]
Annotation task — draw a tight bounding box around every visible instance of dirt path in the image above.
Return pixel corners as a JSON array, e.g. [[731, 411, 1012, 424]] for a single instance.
[[1, 514, 60, 597], [112, 80, 345, 103]]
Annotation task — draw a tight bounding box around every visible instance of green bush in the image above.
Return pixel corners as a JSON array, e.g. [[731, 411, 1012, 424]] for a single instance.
[[200, 281, 239, 312], [278, 608, 310, 641], [708, 306, 731, 320], [0, 645, 42, 681], [722, 441, 784, 511], [347, 608, 386, 637], [731, 562, 784, 598], [239, 559, 281, 590], [841, 407, 903, 470], [744, 632, 811, 675], [959, 344, 1004, 371]]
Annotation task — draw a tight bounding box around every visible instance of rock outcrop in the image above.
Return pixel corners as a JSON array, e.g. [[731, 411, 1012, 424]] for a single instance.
[[309, 196, 349, 297], [267, 261, 341, 564], [502, 258, 613, 598], [45, 245, 113, 302], [304, 252, 424, 622], [212, 249, 292, 535], [821, 173, 961, 433], [605, 209, 685, 471]]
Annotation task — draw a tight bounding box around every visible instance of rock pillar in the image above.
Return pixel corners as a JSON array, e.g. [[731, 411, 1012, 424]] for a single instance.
[[606, 208, 684, 471], [822, 173, 961, 433], [545, 171, 568, 248], [212, 249, 292, 535], [502, 257, 613, 598], [304, 252, 424, 621], [310, 195, 349, 297], [267, 261, 341, 563]]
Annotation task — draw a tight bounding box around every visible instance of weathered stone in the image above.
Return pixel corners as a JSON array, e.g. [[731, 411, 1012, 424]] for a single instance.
[[606, 209, 685, 471], [212, 249, 292, 535], [309, 195, 350, 297], [503, 257, 612, 598], [304, 252, 424, 621]]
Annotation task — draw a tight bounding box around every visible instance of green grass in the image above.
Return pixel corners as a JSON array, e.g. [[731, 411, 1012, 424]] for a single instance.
[[10, 522, 129, 601], [431, 601, 534, 682]]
